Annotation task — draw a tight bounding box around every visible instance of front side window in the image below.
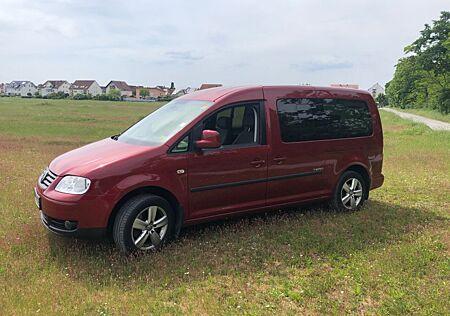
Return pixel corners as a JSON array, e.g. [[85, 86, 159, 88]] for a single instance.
[[118, 99, 213, 146], [171, 135, 189, 153], [277, 98, 373, 142], [202, 103, 260, 146]]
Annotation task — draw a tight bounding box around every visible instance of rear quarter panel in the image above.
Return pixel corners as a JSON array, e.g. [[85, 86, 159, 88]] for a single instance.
[[325, 93, 383, 191]]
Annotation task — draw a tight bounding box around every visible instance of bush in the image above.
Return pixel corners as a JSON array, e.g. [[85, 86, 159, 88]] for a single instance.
[[72, 93, 92, 100], [93, 94, 109, 101], [46, 91, 68, 99], [438, 88, 450, 114], [91, 94, 123, 101], [157, 95, 175, 102], [375, 94, 388, 107], [57, 92, 68, 99]]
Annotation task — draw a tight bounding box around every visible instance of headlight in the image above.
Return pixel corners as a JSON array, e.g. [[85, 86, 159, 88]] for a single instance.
[[55, 176, 91, 195]]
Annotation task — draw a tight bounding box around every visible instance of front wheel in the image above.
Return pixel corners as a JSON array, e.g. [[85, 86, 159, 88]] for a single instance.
[[113, 194, 174, 253], [330, 171, 367, 211]]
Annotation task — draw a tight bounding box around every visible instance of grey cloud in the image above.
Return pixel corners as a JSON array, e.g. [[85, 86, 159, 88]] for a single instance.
[[292, 61, 354, 72], [165, 51, 203, 62]]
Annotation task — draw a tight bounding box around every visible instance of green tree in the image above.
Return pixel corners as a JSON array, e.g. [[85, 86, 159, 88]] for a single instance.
[[107, 88, 121, 100], [405, 11, 450, 80], [386, 11, 450, 113], [139, 88, 149, 98], [386, 57, 425, 108], [375, 93, 388, 107]]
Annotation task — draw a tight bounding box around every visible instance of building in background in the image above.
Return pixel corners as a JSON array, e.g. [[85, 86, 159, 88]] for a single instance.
[[134, 82, 175, 99], [368, 83, 385, 98], [0, 83, 5, 94], [5, 81, 37, 96], [39, 80, 71, 96], [155, 82, 175, 96], [105, 80, 133, 97], [70, 80, 102, 96], [199, 83, 222, 90], [149, 87, 167, 98], [173, 87, 194, 97], [330, 83, 359, 89]]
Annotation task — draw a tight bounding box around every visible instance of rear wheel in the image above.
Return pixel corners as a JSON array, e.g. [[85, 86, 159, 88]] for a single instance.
[[113, 194, 174, 253], [330, 171, 367, 211]]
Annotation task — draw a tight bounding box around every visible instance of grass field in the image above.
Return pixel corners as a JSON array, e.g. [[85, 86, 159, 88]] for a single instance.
[[389, 107, 450, 123], [0, 97, 449, 315]]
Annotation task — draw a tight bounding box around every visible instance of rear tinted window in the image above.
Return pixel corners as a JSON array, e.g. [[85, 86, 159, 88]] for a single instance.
[[276, 98, 373, 142]]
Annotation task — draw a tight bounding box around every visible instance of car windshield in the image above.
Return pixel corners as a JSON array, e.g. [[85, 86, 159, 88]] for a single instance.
[[117, 99, 213, 146]]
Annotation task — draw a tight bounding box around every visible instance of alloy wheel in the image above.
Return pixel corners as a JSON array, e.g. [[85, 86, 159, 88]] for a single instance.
[[340, 178, 363, 210], [131, 206, 168, 250]]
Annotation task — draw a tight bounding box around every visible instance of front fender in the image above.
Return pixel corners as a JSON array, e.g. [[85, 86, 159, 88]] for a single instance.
[[100, 155, 189, 226]]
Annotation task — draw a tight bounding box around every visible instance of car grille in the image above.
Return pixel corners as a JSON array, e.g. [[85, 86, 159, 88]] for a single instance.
[[39, 168, 58, 189]]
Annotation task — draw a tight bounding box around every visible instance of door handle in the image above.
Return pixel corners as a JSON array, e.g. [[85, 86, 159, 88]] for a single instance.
[[273, 157, 286, 164], [250, 159, 266, 167]]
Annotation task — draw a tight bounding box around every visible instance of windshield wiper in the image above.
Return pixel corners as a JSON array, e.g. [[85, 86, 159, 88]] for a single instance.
[[111, 134, 120, 141]]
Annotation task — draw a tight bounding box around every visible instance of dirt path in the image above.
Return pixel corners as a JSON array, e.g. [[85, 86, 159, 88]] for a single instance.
[[381, 108, 450, 131]]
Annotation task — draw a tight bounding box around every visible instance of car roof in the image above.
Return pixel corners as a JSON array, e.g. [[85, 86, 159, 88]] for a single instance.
[[180, 85, 371, 102]]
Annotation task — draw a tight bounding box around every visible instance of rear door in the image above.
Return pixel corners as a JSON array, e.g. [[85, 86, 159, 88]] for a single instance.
[[264, 88, 330, 206]]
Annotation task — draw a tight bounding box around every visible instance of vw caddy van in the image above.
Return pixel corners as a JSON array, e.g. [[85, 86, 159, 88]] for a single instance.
[[34, 86, 384, 252]]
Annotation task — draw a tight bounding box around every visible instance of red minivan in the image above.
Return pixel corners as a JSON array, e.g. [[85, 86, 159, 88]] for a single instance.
[[34, 86, 384, 252]]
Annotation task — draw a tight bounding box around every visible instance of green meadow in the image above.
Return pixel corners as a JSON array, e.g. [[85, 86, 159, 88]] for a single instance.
[[0, 97, 449, 315]]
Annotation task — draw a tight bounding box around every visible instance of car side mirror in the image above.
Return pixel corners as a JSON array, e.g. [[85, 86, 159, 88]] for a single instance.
[[195, 130, 221, 149]]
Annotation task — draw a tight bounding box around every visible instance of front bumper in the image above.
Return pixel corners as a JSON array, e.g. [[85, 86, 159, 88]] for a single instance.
[[40, 211, 106, 239], [40, 211, 106, 238], [35, 186, 108, 238]]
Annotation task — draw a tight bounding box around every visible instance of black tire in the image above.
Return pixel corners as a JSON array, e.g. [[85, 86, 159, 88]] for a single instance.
[[113, 194, 174, 253], [330, 171, 367, 211]]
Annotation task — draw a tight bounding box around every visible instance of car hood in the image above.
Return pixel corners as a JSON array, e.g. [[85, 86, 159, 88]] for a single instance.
[[49, 138, 155, 176]]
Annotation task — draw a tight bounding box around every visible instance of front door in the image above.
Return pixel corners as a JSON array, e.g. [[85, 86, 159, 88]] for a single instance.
[[188, 102, 268, 219]]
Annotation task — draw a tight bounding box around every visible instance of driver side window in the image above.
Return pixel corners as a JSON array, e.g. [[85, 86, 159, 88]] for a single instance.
[[203, 103, 260, 146]]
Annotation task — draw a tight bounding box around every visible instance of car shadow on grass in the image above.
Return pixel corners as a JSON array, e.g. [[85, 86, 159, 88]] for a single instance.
[[46, 199, 445, 288]]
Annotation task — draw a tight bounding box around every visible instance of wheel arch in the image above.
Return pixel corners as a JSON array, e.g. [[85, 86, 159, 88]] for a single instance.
[[107, 186, 184, 238]]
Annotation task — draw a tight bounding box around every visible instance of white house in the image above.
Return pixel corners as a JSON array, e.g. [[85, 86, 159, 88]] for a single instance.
[[70, 80, 102, 96], [368, 83, 385, 98], [39, 80, 71, 96], [105, 80, 133, 97], [5, 81, 37, 96]]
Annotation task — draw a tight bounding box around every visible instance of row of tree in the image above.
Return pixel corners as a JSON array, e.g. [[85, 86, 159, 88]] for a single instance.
[[385, 11, 450, 114], [8, 88, 148, 101]]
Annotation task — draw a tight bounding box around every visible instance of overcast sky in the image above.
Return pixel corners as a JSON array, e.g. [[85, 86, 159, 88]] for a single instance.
[[0, 0, 446, 90]]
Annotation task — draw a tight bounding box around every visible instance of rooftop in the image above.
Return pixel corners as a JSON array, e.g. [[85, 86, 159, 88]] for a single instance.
[[106, 80, 132, 91], [71, 80, 96, 89]]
